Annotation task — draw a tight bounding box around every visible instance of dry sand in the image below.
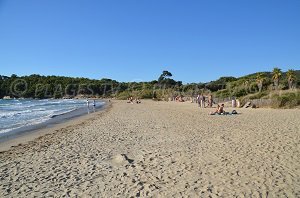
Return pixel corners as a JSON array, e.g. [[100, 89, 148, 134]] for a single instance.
[[0, 100, 299, 197]]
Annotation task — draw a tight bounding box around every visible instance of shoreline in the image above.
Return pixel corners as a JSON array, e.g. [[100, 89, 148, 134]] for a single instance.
[[0, 100, 112, 152]]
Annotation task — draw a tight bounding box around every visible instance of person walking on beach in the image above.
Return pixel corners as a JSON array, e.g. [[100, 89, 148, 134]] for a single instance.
[[92, 100, 96, 112], [86, 99, 90, 108]]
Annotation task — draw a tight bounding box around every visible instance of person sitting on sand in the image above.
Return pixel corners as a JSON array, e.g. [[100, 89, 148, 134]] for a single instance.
[[209, 104, 225, 115], [135, 98, 141, 104], [218, 104, 225, 114], [130, 97, 134, 104], [209, 105, 220, 115], [127, 97, 134, 104]]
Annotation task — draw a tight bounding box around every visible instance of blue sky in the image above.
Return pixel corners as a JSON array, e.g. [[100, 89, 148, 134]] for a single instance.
[[0, 0, 299, 83]]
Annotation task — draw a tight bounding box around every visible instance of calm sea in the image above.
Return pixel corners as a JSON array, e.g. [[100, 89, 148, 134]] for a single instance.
[[0, 99, 104, 136]]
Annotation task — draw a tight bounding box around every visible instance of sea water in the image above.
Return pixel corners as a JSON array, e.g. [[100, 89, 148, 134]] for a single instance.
[[0, 99, 104, 135]]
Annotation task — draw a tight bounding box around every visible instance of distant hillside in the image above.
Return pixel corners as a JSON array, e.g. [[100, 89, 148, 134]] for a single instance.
[[205, 70, 300, 93], [209, 70, 300, 99], [239, 70, 300, 81]]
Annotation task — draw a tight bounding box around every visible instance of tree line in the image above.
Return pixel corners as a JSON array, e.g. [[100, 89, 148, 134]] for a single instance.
[[0, 71, 182, 99], [0, 68, 299, 99]]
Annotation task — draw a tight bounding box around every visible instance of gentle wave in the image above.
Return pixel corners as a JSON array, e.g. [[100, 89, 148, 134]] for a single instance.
[[0, 99, 100, 135], [49, 108, 77, 118], [0, 110, 33, 119], [0, 115, 52, 134]]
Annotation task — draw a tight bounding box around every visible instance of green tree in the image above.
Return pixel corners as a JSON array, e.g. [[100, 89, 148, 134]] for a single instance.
[[158, 71, 172, 83], [256, 73, 266, 92], [272, 67, 282, 90], [10, 74, 18, 79], [286, 69, 296, 89], [157, 70, 177, 88]]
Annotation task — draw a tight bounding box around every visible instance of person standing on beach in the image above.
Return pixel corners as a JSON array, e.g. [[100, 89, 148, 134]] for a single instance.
[[92, 100, 96, 112], [197, 94, 201, 107], [208, 94, 213, 108], [232, 98, 236, 108], [86, 99, 90, 108], [200, 94, 204, 108]]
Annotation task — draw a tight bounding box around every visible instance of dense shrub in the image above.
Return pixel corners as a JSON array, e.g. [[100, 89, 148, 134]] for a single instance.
[[138, 89, 154, 99], [233, 88, 248, 98], [271, 92, 300, 108], [215, 89, 230, 98], [249, 91, 269, 100], [239, 91, 269, 107], [116, 91, 131, 100]]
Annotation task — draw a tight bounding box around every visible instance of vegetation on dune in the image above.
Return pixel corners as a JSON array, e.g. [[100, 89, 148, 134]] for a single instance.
[[271, 91, 300, 108], [256, 73, 266, 92], [272, 67, 282, 90], [286, 69, 296, 90], [0, 68, 299, 108]]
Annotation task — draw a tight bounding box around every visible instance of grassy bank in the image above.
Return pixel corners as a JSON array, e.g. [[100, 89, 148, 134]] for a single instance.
[[239, 90, 300, 108]]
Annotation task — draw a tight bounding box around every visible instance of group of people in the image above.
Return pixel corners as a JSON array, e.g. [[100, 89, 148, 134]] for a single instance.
[[195, 94, 237, 115], [86, 99, 96, 108], [174, 96, 184, 102], [127, 97, 141, 104], [86, 99, 96, 114], [196, 94, 213, 108]]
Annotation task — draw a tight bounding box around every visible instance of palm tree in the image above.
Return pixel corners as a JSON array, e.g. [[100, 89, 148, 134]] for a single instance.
[[286, 69, 296, 89], [272, 67, 282, 90], [256, 73, 265, 92], [243, 80, 250, 93]]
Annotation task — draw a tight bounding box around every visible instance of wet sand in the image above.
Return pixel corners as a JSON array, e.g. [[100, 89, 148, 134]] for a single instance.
[[0, 100, 299, 197]]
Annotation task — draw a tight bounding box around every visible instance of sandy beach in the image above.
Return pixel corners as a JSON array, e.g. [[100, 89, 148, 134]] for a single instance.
[[0, 100, 299, 197]]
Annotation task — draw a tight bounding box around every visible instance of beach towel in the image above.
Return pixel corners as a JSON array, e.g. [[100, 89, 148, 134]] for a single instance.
[[210, 110, 238, 115]]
